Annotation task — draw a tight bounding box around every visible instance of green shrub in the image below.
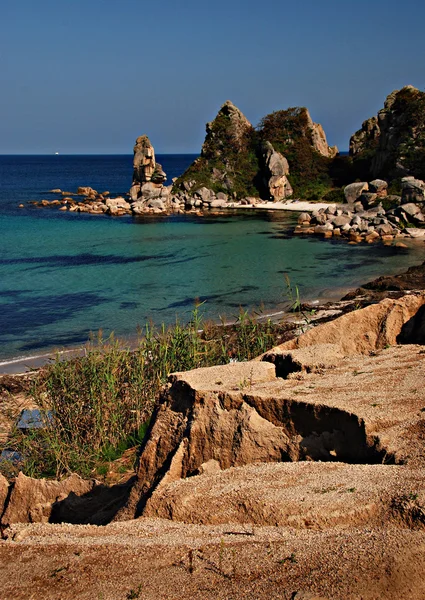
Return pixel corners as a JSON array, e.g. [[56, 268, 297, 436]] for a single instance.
[[322, 188, 345, 203], [3, 307, 293, 479]]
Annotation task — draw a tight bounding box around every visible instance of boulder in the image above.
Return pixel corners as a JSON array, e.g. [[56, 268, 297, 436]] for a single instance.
[[105, 197, 131, 210], [314, 224, 333, 235], [146, 198, 165, 210], [332, 215, 351, 228], [344, 182, 369, 205], [209, 199, 227, 209], [194, 187, 213, 203], [298, 212, 311, 224], [216, 192, 228, 202], [132, 135, 156, 186], [376, 223, 394, 235], [151, 163, 167, 184], [401, 177, 425, 203], [369, 179, 388, 196], [406, 228, 425, 238], [400, 203, 422, 218], [77, 186, 97, 197]]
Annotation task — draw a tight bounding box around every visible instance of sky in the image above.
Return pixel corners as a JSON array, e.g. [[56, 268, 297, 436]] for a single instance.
[[0, 0, 424, 154]]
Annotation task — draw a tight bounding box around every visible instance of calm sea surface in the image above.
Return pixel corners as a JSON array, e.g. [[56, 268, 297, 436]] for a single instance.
[[0, 154, 423, 364]]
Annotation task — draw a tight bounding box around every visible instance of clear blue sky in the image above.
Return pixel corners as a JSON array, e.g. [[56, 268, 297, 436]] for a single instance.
[[1, 0, 424, 154]]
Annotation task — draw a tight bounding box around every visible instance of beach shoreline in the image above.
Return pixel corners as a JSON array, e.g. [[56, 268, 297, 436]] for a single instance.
[[0, 265, 421, 375]]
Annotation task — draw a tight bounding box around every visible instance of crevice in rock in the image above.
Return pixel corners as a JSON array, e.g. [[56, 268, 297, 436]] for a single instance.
[[242, 395, 395, 465], [0, 480, 14, 538], [397, 305, 425, 344]]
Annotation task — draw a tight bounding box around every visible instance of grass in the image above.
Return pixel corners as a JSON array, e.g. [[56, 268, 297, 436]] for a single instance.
[[2, 305, 294, 480]]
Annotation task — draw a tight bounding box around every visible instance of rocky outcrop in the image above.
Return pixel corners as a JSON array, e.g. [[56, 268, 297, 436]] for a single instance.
[[114, 293, 425, 521], [131, 135, 156, 191], [174, 100, 338, 202], [129, 135, 172, 212], [263, 293, 425, 358], [350, 85, 425, 180], [201, 100, 253, 160], [1, 472, 97, 525], [305, 110, 338, 158], [260, 141, 293, 201]]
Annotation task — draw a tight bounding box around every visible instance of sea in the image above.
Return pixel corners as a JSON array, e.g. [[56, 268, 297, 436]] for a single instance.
[[0, 154, 423, 370]]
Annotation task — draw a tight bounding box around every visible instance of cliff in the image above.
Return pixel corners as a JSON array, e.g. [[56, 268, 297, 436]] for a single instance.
[[350, 85, 425, 181]]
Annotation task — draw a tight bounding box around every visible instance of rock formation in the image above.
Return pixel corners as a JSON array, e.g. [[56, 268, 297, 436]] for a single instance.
[[174, 100, 338, 202], [113, 292, 425, 521], [260, 141, 293, 201], [1, 473, 96, 525], [2, 292, 425, 598], [201, 100, 253, 160], [305, 109, 338, 158], [129, 134, 172, 212], [350, 85, 425, 180]]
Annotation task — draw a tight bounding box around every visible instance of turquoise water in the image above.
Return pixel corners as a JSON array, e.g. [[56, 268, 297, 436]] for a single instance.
[[0, 155, 424, 363], [1, 208, 423, 362]]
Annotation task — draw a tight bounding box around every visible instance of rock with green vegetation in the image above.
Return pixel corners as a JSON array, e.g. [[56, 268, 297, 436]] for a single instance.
[[173, 100, 261, 199], [174, 101, 339, 201], [350, 85, 425, 181], [257, 106, 336, 199]]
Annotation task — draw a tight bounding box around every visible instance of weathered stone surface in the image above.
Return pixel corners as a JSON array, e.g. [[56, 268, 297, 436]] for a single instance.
[[359, 192, 378, 208], [376, 223, 394, 235], [0, 473, 9, 517], [401, 176, 425, 203], [305, 110, 338, 158], [194, 187, 213, 203], [115, 293, 425, 523], [400, 202, 422, 217], [298, 212, 311, 224], [151, 163, 167, 184], [369, 179, 388, 196], [332, 215, 351, 227], [144, 461, 425, 529], [350, 116, 380, 157], [350, 86, 425, 180], [344, 182, 369, 205], [406, 228, 425, 238], [209, 199, 227, 208], [132, 135, 156, 185], [266, 293, 425, 357], [105, 197, 131, 210], [260, 141, 293, 201], [314, 224, 333, 235], [77, 186, 97, 197], [1, 472, 97, 525]]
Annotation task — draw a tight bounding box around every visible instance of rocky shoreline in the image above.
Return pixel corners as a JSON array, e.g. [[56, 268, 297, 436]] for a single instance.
[[22, 85, 425, 248]]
